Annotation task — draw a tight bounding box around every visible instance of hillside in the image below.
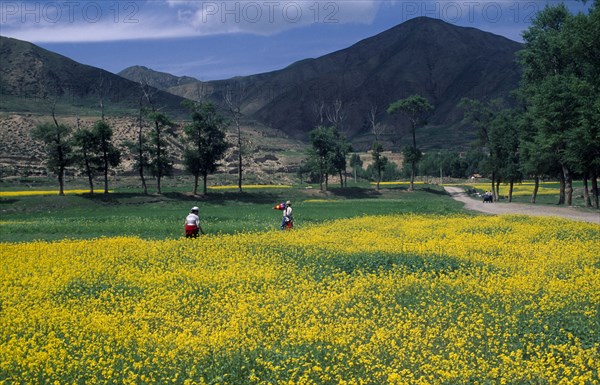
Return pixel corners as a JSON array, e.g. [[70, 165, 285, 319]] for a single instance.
[[0, 36, 189, 117], [0, 113, 309, 181], [118, 66, 199, 91], [121, 17, 523, 149]]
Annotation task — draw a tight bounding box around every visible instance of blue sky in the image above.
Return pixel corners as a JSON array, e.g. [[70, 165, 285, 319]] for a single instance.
[[0, 1, 591, 80]]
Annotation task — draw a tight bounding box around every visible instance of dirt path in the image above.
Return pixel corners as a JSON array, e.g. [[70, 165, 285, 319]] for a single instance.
[[444, 186, 600, 225]]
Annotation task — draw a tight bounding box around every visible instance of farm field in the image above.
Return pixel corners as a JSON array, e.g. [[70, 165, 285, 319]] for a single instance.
[[0, 184, 461, 243], [1, 185, 599, 384]]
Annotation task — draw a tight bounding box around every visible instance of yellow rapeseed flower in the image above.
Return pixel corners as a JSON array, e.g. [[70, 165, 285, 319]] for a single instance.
[[1, 214, 598, 384]]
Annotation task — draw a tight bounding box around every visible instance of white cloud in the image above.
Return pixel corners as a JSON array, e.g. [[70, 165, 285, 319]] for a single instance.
[[0, 0, 382, 43], [180, 0, 381, 36]]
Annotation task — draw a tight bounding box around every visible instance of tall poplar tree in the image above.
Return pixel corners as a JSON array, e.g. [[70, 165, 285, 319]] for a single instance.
[[388, 95, 433, 191], [147, 111, 176, 195]]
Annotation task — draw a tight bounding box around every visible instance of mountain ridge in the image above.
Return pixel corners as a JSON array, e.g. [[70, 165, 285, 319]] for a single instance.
[[119, 17, 522, 147]]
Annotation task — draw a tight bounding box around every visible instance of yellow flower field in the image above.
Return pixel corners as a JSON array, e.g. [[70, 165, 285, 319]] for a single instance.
[[208, 185, 291, 190], [460, 182, 560, 196], [1, 215, 598, 384], [0, 189, 100, 198], [370, 181, 426, 186]]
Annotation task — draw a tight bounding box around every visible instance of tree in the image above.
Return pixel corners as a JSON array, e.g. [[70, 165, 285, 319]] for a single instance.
[[368, 105, 385, 142], [147, 111, 176, 194], [73, 120, 100, 194], [349, 153, 363, 183], [420, 151, 469, 181], [224, 82, 246, 192], [563, 5, 600, 208], [331, 131, 351, 188], [325, 98, 351, 187], [133, 101, 151, 195], [135, 82, 160, 194], [92, 120, 121, 194], [517, 3, 599, 206], [387, 95, 434, 191], [459, 98, 505, 201], [183, 101, 229, 195], [371, 142, 388, 190], [307, 126, 338, 191], [31, 119, 73, 195], [490, 109, 522, 202]]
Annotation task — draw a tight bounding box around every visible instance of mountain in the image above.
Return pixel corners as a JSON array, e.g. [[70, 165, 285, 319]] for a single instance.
[[118, 66, 199, 91], [0, 36, 188, 116], [122, 17, 523, 148]]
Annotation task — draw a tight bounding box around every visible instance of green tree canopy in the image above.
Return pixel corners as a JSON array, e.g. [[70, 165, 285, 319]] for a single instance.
[[183, 101, 229, 195]]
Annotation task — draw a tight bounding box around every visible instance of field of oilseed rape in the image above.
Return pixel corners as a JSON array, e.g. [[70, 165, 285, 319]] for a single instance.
[[1, 214, 599, 384]]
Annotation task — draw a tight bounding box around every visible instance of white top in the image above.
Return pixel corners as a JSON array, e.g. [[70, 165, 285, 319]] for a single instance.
[[185, 213, 200, 226], [283, 206, 292, 218]]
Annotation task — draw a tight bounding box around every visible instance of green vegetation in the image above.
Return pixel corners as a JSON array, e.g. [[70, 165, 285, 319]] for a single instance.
[[0, 184, 464, 243]]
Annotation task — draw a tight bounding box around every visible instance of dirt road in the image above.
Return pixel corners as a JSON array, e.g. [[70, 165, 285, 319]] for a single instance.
[[444, 186, 600, 225]]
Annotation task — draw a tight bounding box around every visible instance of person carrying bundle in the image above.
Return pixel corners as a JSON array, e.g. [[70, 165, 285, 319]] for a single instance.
[[273, 200, 293, 230]]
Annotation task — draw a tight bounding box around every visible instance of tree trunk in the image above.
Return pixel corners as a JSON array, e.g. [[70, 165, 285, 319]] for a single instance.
[[409, 161, 416, 191], [343, 164, 348, 187], [138, 100, 148, 195], [58, 166, 65, 196], [83, 150, 94, 194], [156, 122, 162, 195], [558, 171, 566, 205], [319, 169, 324, 192], [583, 174, 592, 208], [495, 179, 500, 201], [139, 164, 147, 195], [237, 123, 243, 193], [563, 165, 573, 206], [193, 174, 199, 195], [508, 180, 514, 203], [410, 126, 417, 192], [531, 176, 539, 204], [490, 173, 496, 201], [591, 171, 599, 209], [203, 173, 208, 196], [103, 150, 109, 194], [339, 170, 344, 188]]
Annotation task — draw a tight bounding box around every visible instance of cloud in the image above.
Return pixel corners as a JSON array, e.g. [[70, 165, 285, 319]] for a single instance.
[[0, 0, 382, 43]]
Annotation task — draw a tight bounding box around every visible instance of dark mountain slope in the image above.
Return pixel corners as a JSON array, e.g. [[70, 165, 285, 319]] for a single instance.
[[155, 17, 522, 145], [0, 36, 188, 116]]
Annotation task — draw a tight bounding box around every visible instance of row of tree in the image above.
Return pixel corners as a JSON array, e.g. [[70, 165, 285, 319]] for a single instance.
[[459, 1, 599, 206], [32, 100, 229, 196], [302, 94, 433, 192]]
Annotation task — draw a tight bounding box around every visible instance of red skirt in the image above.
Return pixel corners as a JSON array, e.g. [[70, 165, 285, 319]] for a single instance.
[[185, 225, 199, 238]]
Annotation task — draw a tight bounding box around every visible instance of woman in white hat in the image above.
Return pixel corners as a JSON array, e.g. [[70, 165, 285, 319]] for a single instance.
[[184, 206, 205, 238]]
